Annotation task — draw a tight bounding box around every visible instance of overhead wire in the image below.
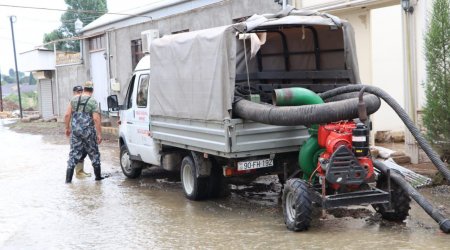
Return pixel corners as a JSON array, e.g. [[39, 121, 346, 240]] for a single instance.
[[0, 3, 153, 19], [0, 2, 164, 49], [110, 0, 168, 13]]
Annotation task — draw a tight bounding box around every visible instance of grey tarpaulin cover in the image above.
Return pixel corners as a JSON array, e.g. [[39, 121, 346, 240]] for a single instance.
[[150, 8, 360, 122], [150, 25, 237, 121]]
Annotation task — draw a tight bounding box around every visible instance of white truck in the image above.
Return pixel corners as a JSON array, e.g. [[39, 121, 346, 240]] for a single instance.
[[107, 9, 363, 200], [107, 9, 394, 231]]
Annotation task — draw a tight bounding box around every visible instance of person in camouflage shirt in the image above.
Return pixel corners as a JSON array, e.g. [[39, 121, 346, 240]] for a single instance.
[[71, 85, 91, 178], [64, 81, 104, 183]]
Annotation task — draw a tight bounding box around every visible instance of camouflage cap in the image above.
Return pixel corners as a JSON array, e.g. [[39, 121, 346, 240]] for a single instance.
[[84, 81, 94, 89], [73, 85, 83, 92]]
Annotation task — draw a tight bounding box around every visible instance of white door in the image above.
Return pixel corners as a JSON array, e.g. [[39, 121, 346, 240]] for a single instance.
[[121, 75, 137, 153], [40, 79, 53, 119], [129, 72, 160, 165], [120, 73, 160, 166], [90, 50, 108, 111]]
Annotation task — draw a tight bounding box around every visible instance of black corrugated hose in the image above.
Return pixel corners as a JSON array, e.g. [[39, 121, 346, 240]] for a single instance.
[[233, 93, 381, 126], [374, 160, 450, 233], [319, 85, 450, 181], [233, 84, 450, 232]]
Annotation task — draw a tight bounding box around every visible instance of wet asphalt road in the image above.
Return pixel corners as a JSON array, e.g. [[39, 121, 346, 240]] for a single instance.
[[0, 119, 449, 249]]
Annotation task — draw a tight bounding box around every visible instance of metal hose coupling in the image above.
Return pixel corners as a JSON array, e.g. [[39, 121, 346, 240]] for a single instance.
[[439, 219, 450, 233], [357, 87, 367, 123]]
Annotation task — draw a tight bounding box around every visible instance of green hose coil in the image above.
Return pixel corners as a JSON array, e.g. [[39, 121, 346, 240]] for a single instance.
[[274, 87, 324, 180]]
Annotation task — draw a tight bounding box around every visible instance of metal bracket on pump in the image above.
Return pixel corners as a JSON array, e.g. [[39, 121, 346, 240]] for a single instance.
[[325, 145, 367, 185]]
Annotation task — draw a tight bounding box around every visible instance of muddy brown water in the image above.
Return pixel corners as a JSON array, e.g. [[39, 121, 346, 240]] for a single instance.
[[0, 119, 449, 249]]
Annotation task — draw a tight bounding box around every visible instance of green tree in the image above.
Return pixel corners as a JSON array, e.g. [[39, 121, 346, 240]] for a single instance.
[[29, 72, 37, 85], [43, 0, 108, 51], [2, 75, 14, 84], [19, 77, 30, 84], [423, 0, 450, 161], [8, 68, 14, 77], [43, 29, 66, 51]]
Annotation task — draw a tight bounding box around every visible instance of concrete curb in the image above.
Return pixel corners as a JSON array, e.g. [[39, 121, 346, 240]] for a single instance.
[[102, 126, 118, 136]]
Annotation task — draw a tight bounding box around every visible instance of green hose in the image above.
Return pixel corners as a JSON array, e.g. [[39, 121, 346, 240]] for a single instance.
[[274, 88, 324, 180], [273, 87, 324, 106]]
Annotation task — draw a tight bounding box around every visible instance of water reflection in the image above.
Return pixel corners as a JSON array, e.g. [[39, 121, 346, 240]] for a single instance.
[[0, 121, 449, 248]]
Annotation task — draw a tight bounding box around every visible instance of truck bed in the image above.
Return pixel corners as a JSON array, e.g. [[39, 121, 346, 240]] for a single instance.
[[151, 116, 309, 158]]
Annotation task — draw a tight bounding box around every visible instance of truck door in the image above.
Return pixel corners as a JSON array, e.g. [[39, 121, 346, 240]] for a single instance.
[[121, 75, 137, 155], [129, 72, 160, 165]]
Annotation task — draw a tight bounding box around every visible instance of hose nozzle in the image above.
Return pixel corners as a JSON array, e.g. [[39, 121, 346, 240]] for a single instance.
[[358, 87, 368, 123], [440, 219, 450, 233]]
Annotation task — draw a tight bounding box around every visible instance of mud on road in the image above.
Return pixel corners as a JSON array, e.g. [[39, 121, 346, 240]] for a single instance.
[[1, 120, 449, 249]]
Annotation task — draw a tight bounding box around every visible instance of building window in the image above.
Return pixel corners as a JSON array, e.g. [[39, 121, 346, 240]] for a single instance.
[[131, 39, 144, 69], [89, 35, 105, 51], [172, 29, 189, 34]]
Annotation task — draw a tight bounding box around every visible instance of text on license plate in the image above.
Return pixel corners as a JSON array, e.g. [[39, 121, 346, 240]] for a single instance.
[[237, 159, 274, 171]]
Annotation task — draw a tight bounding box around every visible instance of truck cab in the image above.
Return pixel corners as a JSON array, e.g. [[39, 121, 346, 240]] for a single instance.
[[111, 55, 160, 178]]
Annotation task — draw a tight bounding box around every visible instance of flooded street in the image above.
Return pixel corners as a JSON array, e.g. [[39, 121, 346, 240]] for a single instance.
[[0, 119, 449, 249]]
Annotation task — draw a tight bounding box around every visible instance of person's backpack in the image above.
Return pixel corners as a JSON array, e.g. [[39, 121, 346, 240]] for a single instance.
[[71, 96, 94, 138]]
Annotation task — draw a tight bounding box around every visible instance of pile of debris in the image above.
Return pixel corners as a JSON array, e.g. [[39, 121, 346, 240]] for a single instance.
[[372, 145, 432, 188]]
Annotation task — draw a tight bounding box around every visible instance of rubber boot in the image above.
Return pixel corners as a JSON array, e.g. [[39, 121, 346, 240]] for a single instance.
[[65, 168, 74, 183], [75, 162, 92, 178], [94, 167, 104, 181]]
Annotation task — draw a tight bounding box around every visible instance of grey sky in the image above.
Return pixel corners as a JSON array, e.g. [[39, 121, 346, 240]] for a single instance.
[[0, 0, 153, 75]]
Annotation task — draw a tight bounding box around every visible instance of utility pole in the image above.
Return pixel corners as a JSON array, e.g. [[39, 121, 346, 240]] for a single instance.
[[9, 15, 23, 118]]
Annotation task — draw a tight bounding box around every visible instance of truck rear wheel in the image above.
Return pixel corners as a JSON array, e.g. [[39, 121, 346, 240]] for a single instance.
[[120, 145, 142, 179], [181, 155, 210, 200], [373, 175, 411, 221], [282, 178, 312, 231]]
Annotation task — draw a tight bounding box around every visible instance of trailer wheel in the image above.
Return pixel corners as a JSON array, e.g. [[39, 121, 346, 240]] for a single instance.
[[120, 145, 142, 179], [181, 155, 210, 200], [282, 178, 312, 231], [373, 175, 411, 221]]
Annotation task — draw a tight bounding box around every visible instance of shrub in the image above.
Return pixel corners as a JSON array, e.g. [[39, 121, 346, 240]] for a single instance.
[[423, 0, 450, 161]]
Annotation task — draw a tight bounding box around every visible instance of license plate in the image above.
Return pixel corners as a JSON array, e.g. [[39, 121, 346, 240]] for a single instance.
[[237, 159, 273, 171]]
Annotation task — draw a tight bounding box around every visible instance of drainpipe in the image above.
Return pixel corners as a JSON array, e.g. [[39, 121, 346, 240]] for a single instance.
[[402, 0, 419, 164], [54, 43, 60, 117], [106, 31, 112, 96], [283, 0, 287, 9]]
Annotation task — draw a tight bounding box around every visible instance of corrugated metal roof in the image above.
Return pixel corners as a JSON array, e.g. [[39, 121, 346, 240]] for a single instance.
[[81, 0, 224, 34]]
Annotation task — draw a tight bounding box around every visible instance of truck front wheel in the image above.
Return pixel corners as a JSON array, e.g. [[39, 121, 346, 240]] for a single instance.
[[120, 145, 142, 179], [282, 178, 312, 231], [180, 155, 210, 200]]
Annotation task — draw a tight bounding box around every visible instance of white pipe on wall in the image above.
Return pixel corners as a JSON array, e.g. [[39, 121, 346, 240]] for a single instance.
[[54, 43, 60, 116], [402, 2, 420, 164]]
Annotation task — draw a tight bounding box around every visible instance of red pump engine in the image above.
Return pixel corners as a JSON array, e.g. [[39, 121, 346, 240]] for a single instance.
[[316, 121, 374, 190]]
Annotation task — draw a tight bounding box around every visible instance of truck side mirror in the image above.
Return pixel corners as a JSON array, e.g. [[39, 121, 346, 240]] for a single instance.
[[107, 95, 119, 111]]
